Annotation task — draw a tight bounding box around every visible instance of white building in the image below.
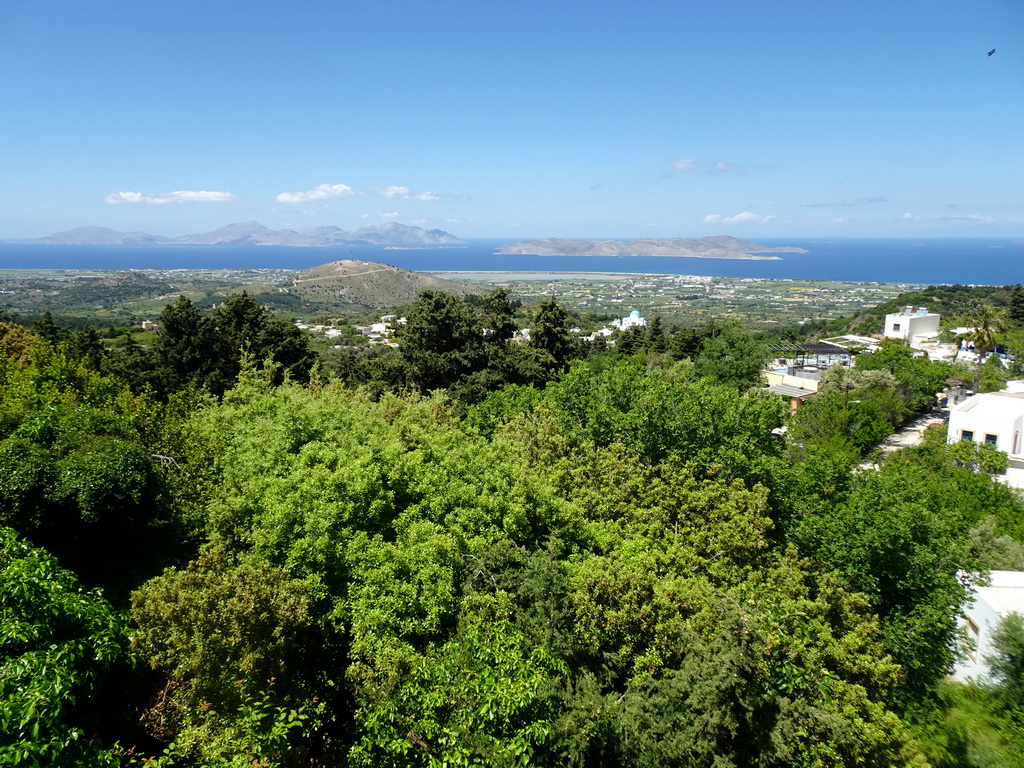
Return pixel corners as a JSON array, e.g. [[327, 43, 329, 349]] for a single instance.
[[947, 384, 1024, 488], [952, 570, 1024, 682], [611, 310, 646, 330], [883, 306, 941, 341]]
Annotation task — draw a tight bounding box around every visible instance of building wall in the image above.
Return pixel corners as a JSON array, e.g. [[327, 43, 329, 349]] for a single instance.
[[953, 589, 1005, 681], [952, 571, 1024, 682], [764, 370, 818, 392], [948, 403, 1024, 454], [884, 311, 941, 340]]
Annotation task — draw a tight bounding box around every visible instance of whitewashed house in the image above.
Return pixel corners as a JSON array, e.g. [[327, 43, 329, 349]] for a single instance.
[[952, 570, 1024, 682], [947, 383, 1024, 488], [884, 306, 941, 341]]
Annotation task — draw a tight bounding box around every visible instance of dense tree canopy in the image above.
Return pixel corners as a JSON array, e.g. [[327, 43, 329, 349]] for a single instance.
[[3, 290, 1023, 765]]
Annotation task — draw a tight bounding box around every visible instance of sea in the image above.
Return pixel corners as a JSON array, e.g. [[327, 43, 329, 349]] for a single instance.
[[1, 238, 1022, 286]]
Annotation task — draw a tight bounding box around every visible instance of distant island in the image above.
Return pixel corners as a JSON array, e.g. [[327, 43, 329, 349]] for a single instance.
[[496, 235, 805, 260], [26, 221, 462, 247]]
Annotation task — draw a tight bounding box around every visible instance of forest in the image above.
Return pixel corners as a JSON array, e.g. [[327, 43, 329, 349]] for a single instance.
[[2, 285, 1024, 767]]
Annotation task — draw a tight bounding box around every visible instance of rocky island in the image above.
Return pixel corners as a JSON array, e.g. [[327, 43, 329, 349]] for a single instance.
[[496, 234, 805, 260]]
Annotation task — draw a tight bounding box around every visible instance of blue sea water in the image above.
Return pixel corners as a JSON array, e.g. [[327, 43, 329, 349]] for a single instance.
[[1, 238, 1022, 285]]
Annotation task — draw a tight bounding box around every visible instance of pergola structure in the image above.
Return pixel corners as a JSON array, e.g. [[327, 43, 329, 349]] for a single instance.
[[766, 342, 852, 368]]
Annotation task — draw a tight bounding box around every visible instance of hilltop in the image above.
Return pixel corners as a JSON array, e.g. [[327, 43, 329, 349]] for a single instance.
[[28, 222, 462, 247], [289, 259, 483, 311]]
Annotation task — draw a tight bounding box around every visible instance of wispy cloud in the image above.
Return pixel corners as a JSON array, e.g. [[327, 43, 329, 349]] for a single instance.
[[279, 182, 444, 204], [902, 212, 995, 223], [802, 196, 888, 208], [104, 190, 237, 205], [276, 183, 356, 204], [672, 157, 739, 173], [370, 186, 441, 202], [703, 211, 774, 225], [371, 185, 411, 199]]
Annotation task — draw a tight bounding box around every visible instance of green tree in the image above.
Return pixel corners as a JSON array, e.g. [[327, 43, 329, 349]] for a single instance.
[[212, 291, 315, 386], [399, 291, 486, 392], [70, 325, 106, 370], [695, 322, 768, 390], [646, 315, 666, 353], [153, 295, 230, 395], [1009, 283, 1024, 325], [965, 303, 1010, 394], [31, 310, 69, 345], [529, 297, 572, 374], [988, 612, 1024, 716], [794, 458, 979, 703], [0, 527, 132, 766]]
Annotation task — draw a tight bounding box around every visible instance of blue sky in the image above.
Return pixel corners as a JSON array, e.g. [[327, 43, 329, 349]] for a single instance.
[[0, 0, 1020, 240]]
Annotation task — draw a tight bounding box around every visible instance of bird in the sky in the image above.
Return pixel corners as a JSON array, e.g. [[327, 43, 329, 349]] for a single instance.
[[988, 49, 996, 56]]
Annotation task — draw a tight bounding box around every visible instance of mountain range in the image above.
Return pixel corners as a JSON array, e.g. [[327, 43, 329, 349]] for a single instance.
[[28, 222, 462, 247], [496, 235, 805, 259]]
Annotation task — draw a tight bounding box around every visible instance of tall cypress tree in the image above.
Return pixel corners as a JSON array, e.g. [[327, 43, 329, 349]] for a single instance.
[[1009, 283, 1024, 324]]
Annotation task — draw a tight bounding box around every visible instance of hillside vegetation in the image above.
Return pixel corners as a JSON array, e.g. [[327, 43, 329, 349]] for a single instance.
[[2, 288, 1024, 766]]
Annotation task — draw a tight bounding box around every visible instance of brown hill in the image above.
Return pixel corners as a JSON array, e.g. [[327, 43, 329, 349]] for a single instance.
[[289, 259, 483, 311]]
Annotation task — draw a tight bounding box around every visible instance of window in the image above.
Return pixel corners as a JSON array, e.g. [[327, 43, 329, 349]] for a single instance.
[[985, 433, 998, 446], [892, 323, 901, 332], [964, 617, 981, 660], [962, 430, 974, 442]]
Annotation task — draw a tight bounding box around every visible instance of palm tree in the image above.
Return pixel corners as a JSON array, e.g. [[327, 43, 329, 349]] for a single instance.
[[965, 303, 1009, 393]]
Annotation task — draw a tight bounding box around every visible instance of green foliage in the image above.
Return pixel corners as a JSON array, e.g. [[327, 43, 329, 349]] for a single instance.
[[0, 527, 131, 766], [791, 437, 1024, 703], [152, 292, 315, 397], [789, 387, 907, 455], [988, 613, 1024, 717], [544, 357, 785, 483], [694, 322, 768, 390], [131, 548, 318, 713], [855, 338, 955, 412], [529, 297, 572, 374], [963, 304, 1010, 394], [5, 333, 1010, 763], [1009, 284, 1024, 325], [912, 679, 1024, 767], [352, 606, 567, 767], [0, 341, 203, 594], [398, 290, 487, 392]]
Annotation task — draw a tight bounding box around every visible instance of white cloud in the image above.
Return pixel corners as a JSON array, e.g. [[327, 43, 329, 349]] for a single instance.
[[378, 210, 401, 219], [104, 190, 236, 205], [372, 185, 411, 199], [412, 191, 440, 202], [276, 183, 356, 204], [715, 161, 736, 171], [703, 211, 773, 225], [672, 157, 696, 172]]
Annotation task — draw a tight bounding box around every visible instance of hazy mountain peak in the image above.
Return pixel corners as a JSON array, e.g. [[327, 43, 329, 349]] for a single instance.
[[29, 222, 462, 246]]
